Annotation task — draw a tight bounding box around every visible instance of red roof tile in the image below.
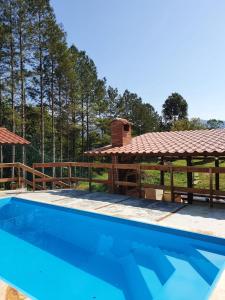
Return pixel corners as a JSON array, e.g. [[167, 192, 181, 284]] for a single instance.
[[0, 128, 30, 145], [86, 129, 225, 157]]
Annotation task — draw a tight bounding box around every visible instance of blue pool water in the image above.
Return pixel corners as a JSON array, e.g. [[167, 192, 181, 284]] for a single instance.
[[0, 197, 224, 300]]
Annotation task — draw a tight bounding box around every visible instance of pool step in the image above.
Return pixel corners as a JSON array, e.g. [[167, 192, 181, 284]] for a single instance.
[[119, 254, 153, 300], [132, 245, 175, 284], [160, 244, 219, 285], [186, 246, 219, 284]]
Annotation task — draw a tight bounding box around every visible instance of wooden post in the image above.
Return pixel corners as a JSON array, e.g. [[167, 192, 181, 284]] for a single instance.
[[32, 172, 35, 191], [137, 165, 142, 198], [68, 165, 72, 188], [88, 165, 92, 192], [160, 157, 165, 186], [18, 166, 21, 189], [170, 167, 174, 202], [187, 157, 193, 204], [111, 155, 117, 193], [209, 168, 213, 208], [215, 157, 219, 191], [0, 145, 3, 178]]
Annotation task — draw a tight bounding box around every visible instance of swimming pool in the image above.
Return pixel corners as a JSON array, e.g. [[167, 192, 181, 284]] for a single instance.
[[0, 197, 224, 300]]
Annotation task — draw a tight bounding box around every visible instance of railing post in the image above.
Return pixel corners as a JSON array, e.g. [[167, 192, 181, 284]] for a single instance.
[[170, 167, 174, 202], [88, 164, 92, 192], [111, 164, 115, 193], [137, 164, 142, 198], [18, 165, 21, 189], [209, 168, 213, 208], [187, 157, 193, 204], [160, 157, 165, 185], [215, 157, 219, 191], [68, 165, 72, 188], [32, 172, 35, 191]]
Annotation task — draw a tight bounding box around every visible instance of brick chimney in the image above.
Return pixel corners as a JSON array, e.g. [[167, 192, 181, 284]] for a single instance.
[[111, 118, 132, 147]]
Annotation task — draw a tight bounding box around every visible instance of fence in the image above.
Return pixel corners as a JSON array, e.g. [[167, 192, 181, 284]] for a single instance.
[[0, 162, 225, 207]]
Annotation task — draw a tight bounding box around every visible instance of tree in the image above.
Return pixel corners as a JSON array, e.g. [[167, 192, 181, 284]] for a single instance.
[[0, 0, 167, 167], [207, 119, 224, 129], [171, 118, 206, 131], [117, 90, 161, 135], [162, 93, 188, 127]]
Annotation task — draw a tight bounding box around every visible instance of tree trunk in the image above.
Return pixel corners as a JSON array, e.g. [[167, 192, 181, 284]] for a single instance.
[[58, 84, 63, 177], [86, 96, 89, 152], [51, 59, 55, 179], [9, 2, 15, 177], [38, 12, 44, 168], [19, 17, 26, 167]]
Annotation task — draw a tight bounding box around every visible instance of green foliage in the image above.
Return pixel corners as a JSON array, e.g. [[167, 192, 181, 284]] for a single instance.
[[171, 118, 206, 131], [207, 119, 224, 129], [0, 0, 162, 165], [162, 92, 188, 127]]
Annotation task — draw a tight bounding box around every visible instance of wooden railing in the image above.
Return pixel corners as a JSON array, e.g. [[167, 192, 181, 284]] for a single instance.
[[0, 162, 225, 207], [32, 162, 225, 207]]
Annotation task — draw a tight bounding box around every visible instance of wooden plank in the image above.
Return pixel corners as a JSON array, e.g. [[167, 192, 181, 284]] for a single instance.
[[141, 165, 169, 171], [33, 162, 72, 168], [114, 163, 139, 170], [35, 177, 74, 183], [187, 157, 193, 204], [19, 163, 49, 178], [68, 166, 72, 188], [160, 157, 165, 185], [213, 190, 225, 196], [137, 165, 142, 197], [0, 177, 18, 183], [22, 178, 33, 187], [215, 158, 220, 191], [174, 166, 210, 173], [209, 168, 213, 208], [115, 181, 138, 187], [170, 167, 174, 202], [142, 183, 168, 190], [212, 167, 225, 174], [0, 163, 19, 168], [173, 186, 211, 195]]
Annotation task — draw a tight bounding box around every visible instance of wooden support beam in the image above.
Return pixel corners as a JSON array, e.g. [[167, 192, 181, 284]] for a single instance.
[[209, 168, 213, 208], [215, 157, 220, 191], [160, 157, 165, 185], [170, 167, 174, 202], [187, 157, 193, 204]]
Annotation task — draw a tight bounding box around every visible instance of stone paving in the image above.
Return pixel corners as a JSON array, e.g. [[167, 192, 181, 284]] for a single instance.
[[0, 189, 225, 299]]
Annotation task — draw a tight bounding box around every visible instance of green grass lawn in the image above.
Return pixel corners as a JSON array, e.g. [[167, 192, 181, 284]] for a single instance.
[[143, 159, 225, 191], [76, 159, 225, 192]]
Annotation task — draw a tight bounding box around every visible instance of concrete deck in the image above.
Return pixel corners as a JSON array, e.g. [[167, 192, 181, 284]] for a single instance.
[[0, 189, 225, 299]]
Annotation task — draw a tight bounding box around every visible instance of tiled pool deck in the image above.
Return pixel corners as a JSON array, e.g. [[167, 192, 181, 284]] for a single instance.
[[0, 189, 225, 299]]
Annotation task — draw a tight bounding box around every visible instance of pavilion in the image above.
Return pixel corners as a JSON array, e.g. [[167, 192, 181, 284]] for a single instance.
[[86, 118, 225, 203]]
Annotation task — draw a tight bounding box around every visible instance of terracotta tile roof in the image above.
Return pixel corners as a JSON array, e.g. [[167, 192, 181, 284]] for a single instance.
[[0, 128, 30, 145], [86, 129, 225, 157]]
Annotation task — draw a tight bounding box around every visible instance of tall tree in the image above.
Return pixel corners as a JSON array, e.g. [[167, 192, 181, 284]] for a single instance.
[[162, 93, 188, 128]]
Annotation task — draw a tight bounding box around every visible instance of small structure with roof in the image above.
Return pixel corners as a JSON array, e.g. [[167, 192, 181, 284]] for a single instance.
[[86, 118, 225, 203], [0, 128, 30, 146]]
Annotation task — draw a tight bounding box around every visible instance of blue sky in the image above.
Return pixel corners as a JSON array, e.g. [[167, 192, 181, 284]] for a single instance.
[[51, 0, 225, 119]]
